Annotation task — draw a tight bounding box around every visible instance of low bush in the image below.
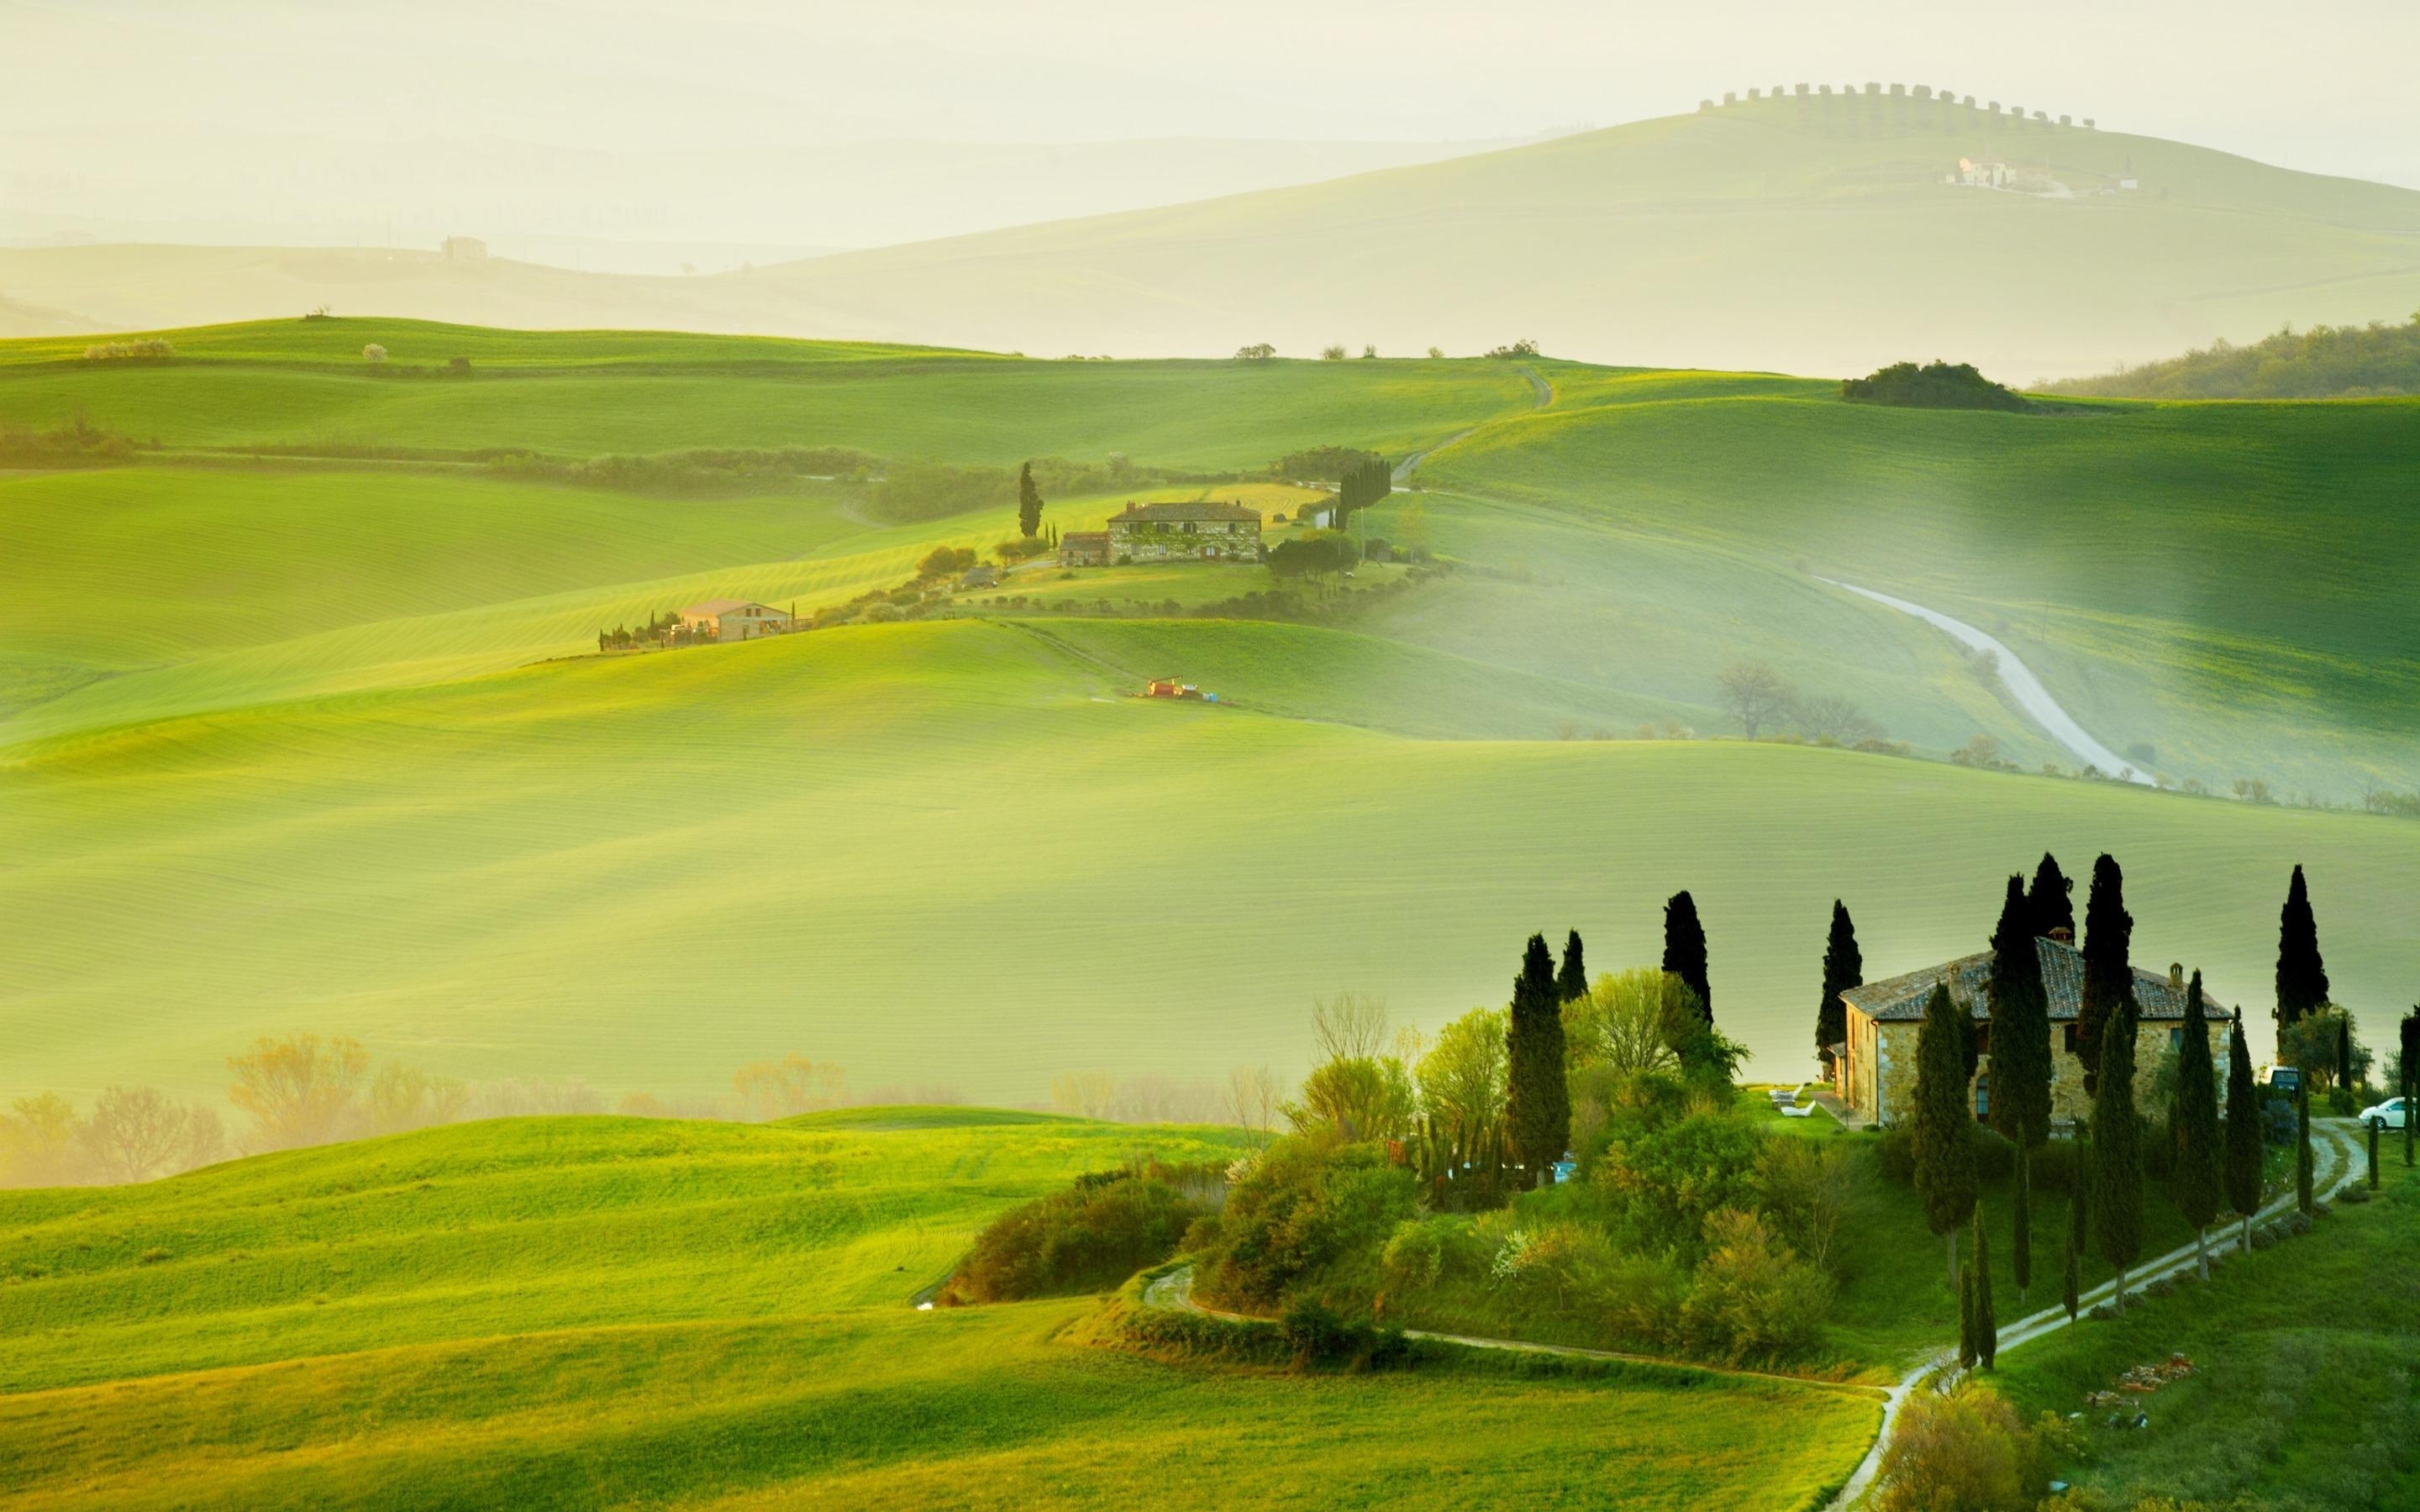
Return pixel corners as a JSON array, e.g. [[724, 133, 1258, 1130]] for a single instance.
[[1876, 1383, 2062, 1512], [943, 1165, 1212, 1303], [1676, 1208, 1832, 1362], [1279, 1297, 1413, 1371], [1204, 1137, 1418, 1307]]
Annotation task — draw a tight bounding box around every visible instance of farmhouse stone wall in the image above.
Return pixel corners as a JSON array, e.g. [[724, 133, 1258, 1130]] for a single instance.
[[1860, 1016, 2180, 1128], [1108, 518, 1261, 563]]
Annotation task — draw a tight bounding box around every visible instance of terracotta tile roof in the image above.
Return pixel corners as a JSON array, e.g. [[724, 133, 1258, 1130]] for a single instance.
[[1110, 501, 1260, 523], [1839, 937, 2223, 1023], [681, 598, 781, 616]]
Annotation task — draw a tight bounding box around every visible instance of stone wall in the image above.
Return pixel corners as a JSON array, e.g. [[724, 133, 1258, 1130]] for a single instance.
[[1108, 520, 1261, 563], [1862, 1016, 2186, 1127]]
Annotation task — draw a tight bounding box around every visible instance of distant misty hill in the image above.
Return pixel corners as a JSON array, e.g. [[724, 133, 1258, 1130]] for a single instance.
[[8, 93, 2420, 379], [2047, 313, 2420, 398]]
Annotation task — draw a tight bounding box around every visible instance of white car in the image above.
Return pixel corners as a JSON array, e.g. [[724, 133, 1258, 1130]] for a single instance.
[[2360, 1096, 2409, 1131]]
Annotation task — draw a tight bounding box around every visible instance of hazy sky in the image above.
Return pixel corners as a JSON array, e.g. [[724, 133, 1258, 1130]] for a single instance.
[[8, 0, 2419, 253]]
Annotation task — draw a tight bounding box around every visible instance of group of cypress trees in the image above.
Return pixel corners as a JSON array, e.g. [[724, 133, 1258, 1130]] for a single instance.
[[1015, 461, 1044, 538], [1332, 454, 1393, 530], [1503, 896, 1721, 1189]]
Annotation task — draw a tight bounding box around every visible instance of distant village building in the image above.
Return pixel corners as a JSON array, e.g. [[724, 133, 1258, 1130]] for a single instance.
[[1058, 531, 1111, 567], [1829, 933, 2229, 1127], [1955, 155, 2013, 188], [676, 599, 792, 642], [958, 564, 1001, 590], [440, 235, 488, 261], [1105, 501, 1263, 564]]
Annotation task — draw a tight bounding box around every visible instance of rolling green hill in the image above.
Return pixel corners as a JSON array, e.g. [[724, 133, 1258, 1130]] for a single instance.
[[0, 1115, 1875, 1509], [7, 616, 2417, 1107], [4, 319, 2417, 1104], [13, 95, 2420, 378]]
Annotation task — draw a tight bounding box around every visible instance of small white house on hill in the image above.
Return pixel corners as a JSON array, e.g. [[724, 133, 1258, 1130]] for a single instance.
[[677, 600, 793, 642]]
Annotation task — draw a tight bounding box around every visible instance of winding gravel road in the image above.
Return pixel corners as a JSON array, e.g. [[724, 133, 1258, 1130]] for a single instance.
[[1818, 578, 2153, 785]]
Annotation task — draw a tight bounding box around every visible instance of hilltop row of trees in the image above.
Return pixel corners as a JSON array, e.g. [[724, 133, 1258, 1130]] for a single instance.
[[2047, 313, 2420, 400]]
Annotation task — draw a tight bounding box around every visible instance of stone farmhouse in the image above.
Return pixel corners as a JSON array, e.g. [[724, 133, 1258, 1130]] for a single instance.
[[1057, 531, 1111, 567], [1105, 501, 1263, 564], [676, 599, 793, 642], [1829, 932, 2230, 1127]]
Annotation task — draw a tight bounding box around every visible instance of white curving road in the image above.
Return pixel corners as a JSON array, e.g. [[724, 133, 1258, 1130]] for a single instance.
[[1818, 578, 2153, 785]]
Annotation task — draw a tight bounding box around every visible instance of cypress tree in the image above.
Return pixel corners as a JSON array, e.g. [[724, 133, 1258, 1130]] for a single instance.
[[1958, 1263, 1978, 1369], [2076, 853, 2133, 1095], [1987, 874, 2051, 1299], [2061, 1137, 2087, 1322], [2295, 1083, 2313, 1215], [2171, 970, 2223, 1280], [2402, 1008, 2418, 1168], [1557, 930, 1587, 1005], [2275, 864, 2328, 1033], [1504, 934, 1569, 1189], [2223, 1014, 2262, 1254], [1912, 982, 1980, 1289], [1016, 462, 1044, 538], [2091, 998, 2143, 1312], [1816, 900, 1862, 1073], [1970, 1204, 1996, 1370], [1662, 890, 1712, 1021], [2027, 852, 2074, 939]]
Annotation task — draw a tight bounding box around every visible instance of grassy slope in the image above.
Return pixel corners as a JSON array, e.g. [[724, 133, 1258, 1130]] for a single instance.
[[1417, 387, 2420, 794], [0, 1116, 1871, 1510], [6, 618, 2417, 1105], [1995, 1149, 2420, 1509], [0, 320, 1540, 465], [722, 99, 2420, 380]]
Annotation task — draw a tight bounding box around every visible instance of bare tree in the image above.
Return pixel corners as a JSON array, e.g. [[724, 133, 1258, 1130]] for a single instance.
[[731, 1054, 847, 1121], [1716, 661, 1796, 739], [366, 1063, 471, 1134], [1224, 1065, 1282, 1139], [180, 1104, 229, 1172], [1793, 693, 1881, 746], [227, 1034, 369, 1149], [3, 1092, 87, 1185], [76, 1086, 190, 1184], [1050, 1071, 1117, 1120], [1311, 993, 1390, 1063]]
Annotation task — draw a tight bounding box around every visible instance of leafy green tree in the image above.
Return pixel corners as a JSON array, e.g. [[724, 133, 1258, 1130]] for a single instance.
[[2076, 853, 2133, 1095], [1912, 983, 1979, 1289], [2091, 1000, 2144, 1311], [2275, 864, 2328, 1033], [1413, 1006, 1507, 1205], [2224, 1014, 2262, 1252], [2171, 970, 2223, 1278], [1986, 874, 2051, 1299], [1816, 900, 1862, 1073], [1016, 461, 1044, 538], [1662, 891, 1712, 1021], [1556, 931, 1587, 1005], [1970, 1205, 1996, 1370], [2027, 853, 2073, 940], [1505, 934, 1570, 1189]]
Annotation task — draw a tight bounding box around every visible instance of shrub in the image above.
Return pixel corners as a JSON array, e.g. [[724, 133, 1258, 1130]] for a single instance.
[[1594, 1108, 1763, 1257], [1876, 1383, 2055, 1512], [1677, 1208, 1832, 1362], [81, 339, 175, 361], [1207, 1138, 1417, 1306], [1843, 360, 2033, 411], [945, 1168, 1207, 1303], [1381, 1218, 1445, 1289]]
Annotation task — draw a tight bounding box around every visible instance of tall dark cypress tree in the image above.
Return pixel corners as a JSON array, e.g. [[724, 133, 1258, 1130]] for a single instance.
[[2091, 996, 2143, 1312], [2171, 971, 2223, 1279], [1662, 891, 1712, 1021], [1016, 461, 1044, 538], [1958, 1263, 1978, 1370], [1912, 982, 1980, 1289], [1987, 874, 2051, 1300], [2275, 864, 2328, 1034], [2295, 1083, 2314, 1215], [1970, 1205, 1996, 1370], [1504, 934, 1569, 1189], [2402, 1008, 2419, 1168], [2027, 853, 2074, 939], [2076, 854, 2134, 1096], [1816, 900, 1862, 1073], [2223, 1014, 2262, 1253], [1556, 930, 1588, 1005], [2062, 1135, 2088, 1322]]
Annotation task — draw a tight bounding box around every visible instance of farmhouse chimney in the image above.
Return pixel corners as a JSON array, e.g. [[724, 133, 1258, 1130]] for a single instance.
[[2049, 926, 2074, 944], [2170, 963, 2185, 991]]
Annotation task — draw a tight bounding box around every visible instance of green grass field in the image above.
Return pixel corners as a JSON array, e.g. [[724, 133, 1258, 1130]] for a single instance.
[[5, 318, 2418, 1106], [0, 1113, 1875, 1509], [1994, 1146, 2420, 1509]]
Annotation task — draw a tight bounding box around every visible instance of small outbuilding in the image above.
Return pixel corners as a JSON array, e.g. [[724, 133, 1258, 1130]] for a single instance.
[[676, 599, 793, 642], [959, 564, 1002, 590], [1059, 531, 1111, 567]]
